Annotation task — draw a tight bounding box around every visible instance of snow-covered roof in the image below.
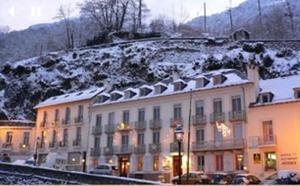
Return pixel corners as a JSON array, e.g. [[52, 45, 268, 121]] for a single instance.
[[93, 69, 251, 107], [256, 74, 300, 106], [35, 87, 105, 108]]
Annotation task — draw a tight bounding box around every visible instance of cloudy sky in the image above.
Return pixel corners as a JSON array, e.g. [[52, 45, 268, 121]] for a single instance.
[[0, 0, 246, 31]]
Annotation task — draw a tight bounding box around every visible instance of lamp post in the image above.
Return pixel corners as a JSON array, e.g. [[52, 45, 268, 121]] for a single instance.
[[34, 137, 40, 166], [175, 125, 184, 185]]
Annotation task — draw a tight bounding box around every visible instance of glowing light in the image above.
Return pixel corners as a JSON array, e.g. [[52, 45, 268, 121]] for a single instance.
[[72, 158, 76, 162], [108, 159, 113, 164], [22, 144, 27, 148], [216, 122, 231, 137], [119, 122, 125, 129]]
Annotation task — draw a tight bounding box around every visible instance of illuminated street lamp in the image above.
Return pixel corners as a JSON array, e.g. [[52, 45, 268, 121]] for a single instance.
[[34, 137, 41, 166], [175, 125, 184, 184]]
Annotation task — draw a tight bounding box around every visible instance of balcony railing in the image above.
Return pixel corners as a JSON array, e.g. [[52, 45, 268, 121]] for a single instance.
[[74, 116, 84, 125], [134, 144, 146, 154], [92, 126, 103, 135], [90, 148, 101, 157], [210, 112, 225, 123], [49, 142, 58, 149], [59, 141, 68, 148], [148, 143, 161, 154], [192, 139, 244, 152], [249, 136, 276, 148], [192, 115, 207, 126], [135, 121, 147, 130], [19, 143, 30, 150], [61, 119, 71, 125], [51, 120, 60, 127], [72, 139, 81, 147], [229, 110, 246, 122], [116, 145, 133, 154], [117, 122, 133, 132], [40, 121, 48, 128], [170, 118, 183, 128], [170, 142, 184, 153], [105, 124, 116, 134], [2, 143, 12, 149], [38, 142, 46, 149], [103, 146, 116, 156], [149, 119, 162, 130]]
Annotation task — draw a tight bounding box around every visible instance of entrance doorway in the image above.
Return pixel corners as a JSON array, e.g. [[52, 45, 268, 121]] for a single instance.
[[265, 152, 276, 170], [119, 156, 130, 177], [173, 156, 182, 177]]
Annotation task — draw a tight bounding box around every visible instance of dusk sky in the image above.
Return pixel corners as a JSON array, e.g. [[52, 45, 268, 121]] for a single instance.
[[0, 0, 246, 31]]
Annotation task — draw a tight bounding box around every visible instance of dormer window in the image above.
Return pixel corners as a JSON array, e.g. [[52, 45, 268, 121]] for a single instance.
[[124, 90, 136, 99], [110, 92, 122, 101], [196, 77, 209, 88], [294, 88, 300, 99], [174, 81, 186, 91], [259, 92, 274, 103], [97, 95, 110, 103], [213, 74, 226, 85], [154, 85, 167, 94], [140, 87, 152, 97]]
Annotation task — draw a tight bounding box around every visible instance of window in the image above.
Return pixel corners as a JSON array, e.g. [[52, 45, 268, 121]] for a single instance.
[[196, 128, 205, 144], [153, 131, 160, 144], [153, 156, 159, 171], [41, 131, 45, 146], [213, 98, 222, 114], [52, 130, 57, 144], [232, 96, 242, 112], [94, 136, 100, 149], [111, 93, 122, 101], [123, 110, 130, 124], [196, 78, 204, 88], [65, 107, 71, 123], [63, 129, 68, 145], [195, 100, 204, 116], [23, 132, 30, 145], [78, 105, 84, 119], [121, 134, 129, 147], [76, 127, 81, 143], [140, 88, 150, 96], [138, 108, 145, 122], [263, 121, 274, 144], [174, 83, 182, 91], [54, 109, 59, 122], [155, 85, 166, 94], [234, 123, 243, 140], [137, 156, 144, 171], [137, 133, 144, 145], [265, 152, 277, 170], [295, 89, 300, 99], [215, 154, 224, 171], [6, 132, 13, 144], [43, 111, 47, 122], [173, 104, 182, 119], [96, 114, 102, 127], [68, 152, 81, 164], [235, 154, 244, 170], [214, 127, 223, 142], [108, 112, 115, 125], [260, 93, 273, 103], [197, 155, 205, 171], [107, 135, 113, 147], [153, 106, 160, 120]]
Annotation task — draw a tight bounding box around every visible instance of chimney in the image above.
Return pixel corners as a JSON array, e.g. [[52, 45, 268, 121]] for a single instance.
[[171, 69, 180, 81], [103, 79, 112, 92], [246, 61, 260, 96]]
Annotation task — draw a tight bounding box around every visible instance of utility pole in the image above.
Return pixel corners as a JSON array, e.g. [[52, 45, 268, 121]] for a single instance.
[[203, 2, 207, 33], [228, 0, 233, 33], [186, 89, 192, 182], [257, 0, 263, 38]]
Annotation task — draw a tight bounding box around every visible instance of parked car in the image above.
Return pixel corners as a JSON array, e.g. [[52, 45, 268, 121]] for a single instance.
[[276, 170, 300, 184], [263, 172, 278, 185], [210, 172, 233, 184], [13, 158, 35, 166], [89, 164, 118, 176], [232, 173, 261, 184], [171, 172, 204, 185]]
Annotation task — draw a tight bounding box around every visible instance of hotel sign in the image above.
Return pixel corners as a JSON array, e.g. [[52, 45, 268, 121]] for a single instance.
[[280, 153, 297, 165]]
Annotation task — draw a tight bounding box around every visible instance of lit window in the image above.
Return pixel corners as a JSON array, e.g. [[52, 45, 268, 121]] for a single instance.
[[153, 156, 159, 171], [137, 156, 144, 171]]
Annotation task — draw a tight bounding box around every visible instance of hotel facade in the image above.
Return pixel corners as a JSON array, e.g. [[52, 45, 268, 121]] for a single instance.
[[34, 66, 300, 181]]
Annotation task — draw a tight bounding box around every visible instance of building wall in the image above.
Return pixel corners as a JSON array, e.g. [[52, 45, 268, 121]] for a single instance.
[[88, 83, 255, 178], [247, 102, 300, 178], [35, 100, 92, 170]]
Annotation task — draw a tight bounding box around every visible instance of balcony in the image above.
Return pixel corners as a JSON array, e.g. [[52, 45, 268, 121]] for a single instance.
[[2, 143, 12, 150], [249, 136, 277, 148], [49, 142, 58, 149], [105, 124, 115, 133], [116, 145, 133, 155], [170, 118, 183, 128], [135, 121, 147, 130], [148, 143, 161, 154], [192, 139, 244, 152], [134, 144, 146, 154], [229, 110, 246, 122], [38, 142, 46, 151], [61, 119, 71, 125], [40, 121, 49, 128], [74, 116, 84, 125], [192, 115, 207, 126], [170, 142, 184, 153], [72, 139, 81, 147], [51, 120, 60, 127], [103, 146, 116, 156], [58, 141, 68, 148], [117, 122, 133, 132], [90, 148, 101, 157], [149, 120, 162, 130], [92, 126, 103, 135], [210, 112, 225, 123], [19, 143, 30, 150]]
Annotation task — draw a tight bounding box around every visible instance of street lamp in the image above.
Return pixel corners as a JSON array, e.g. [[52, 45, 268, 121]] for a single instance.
[[34, 137, 40, 166], [175, 125, 184, 184]]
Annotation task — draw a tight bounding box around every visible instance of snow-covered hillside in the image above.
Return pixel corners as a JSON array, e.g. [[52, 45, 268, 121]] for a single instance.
[[0, 39, 300, 120]]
